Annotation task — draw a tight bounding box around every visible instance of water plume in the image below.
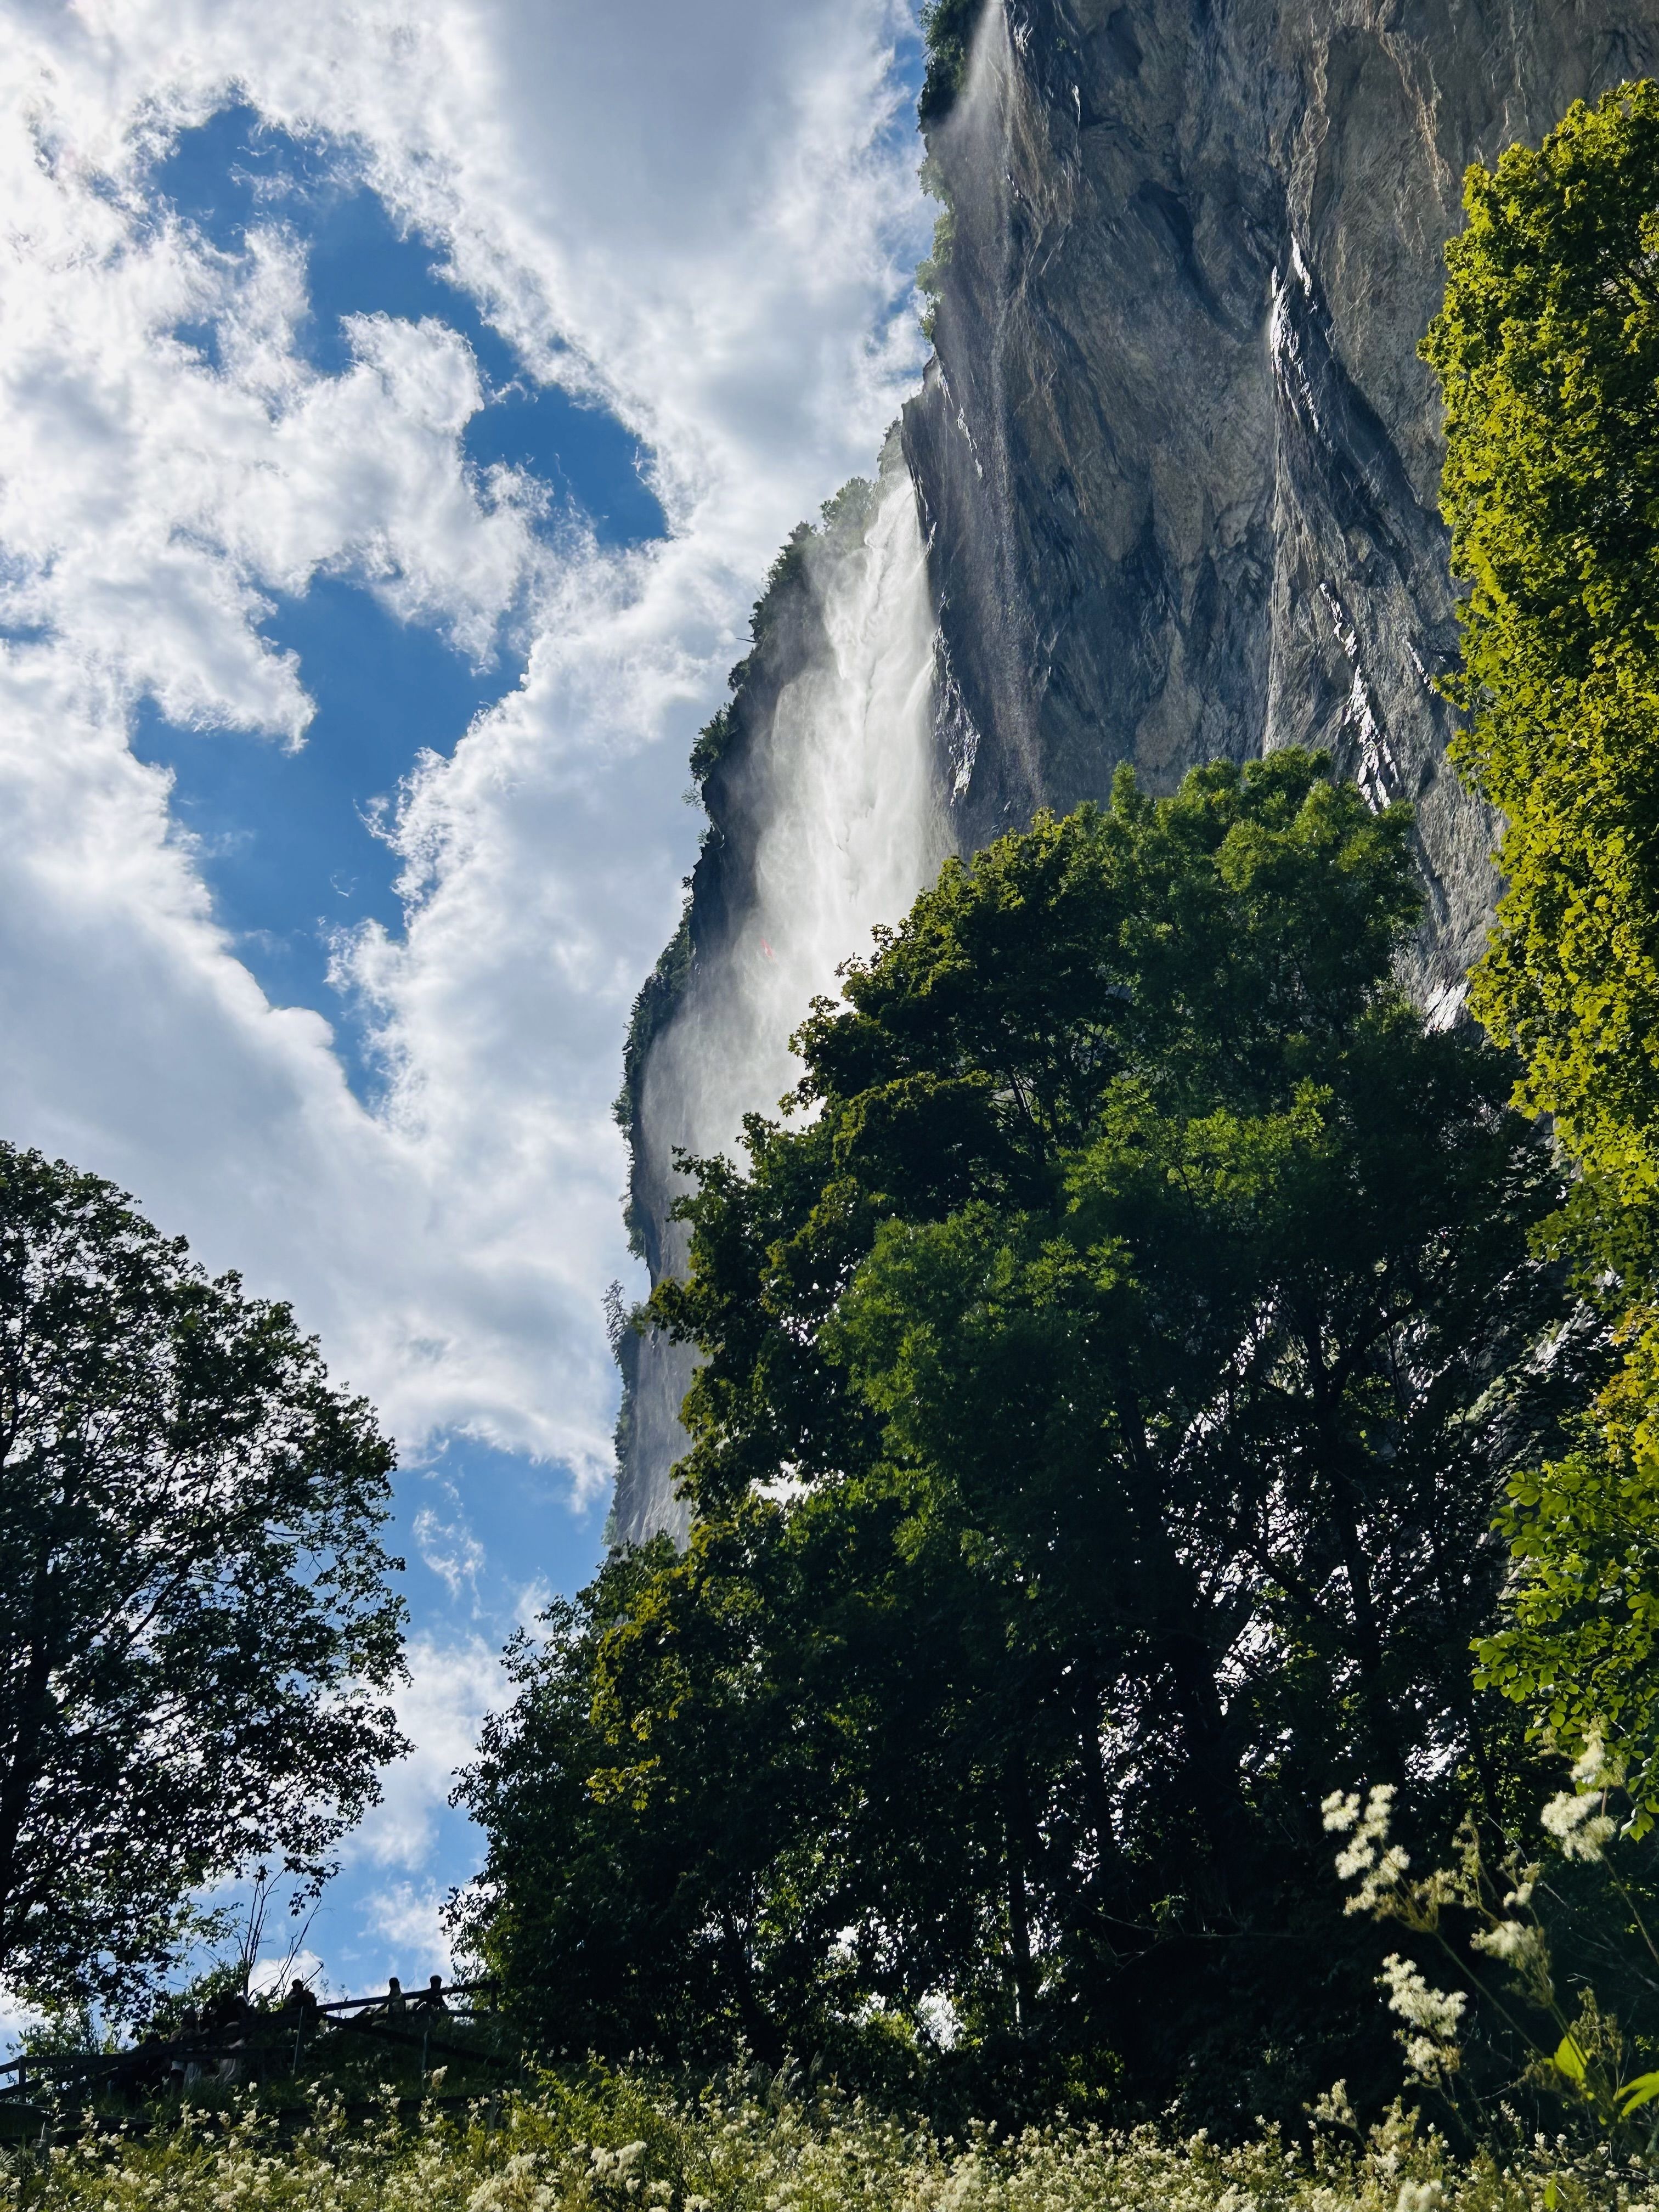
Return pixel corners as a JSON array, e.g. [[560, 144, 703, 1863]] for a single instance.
[[616, 445, 946, 1543]]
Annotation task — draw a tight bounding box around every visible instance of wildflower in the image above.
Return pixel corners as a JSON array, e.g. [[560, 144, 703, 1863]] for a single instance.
[[1322, 1790, 1362, 1833], [1308, 2080, 1358, 2135], [1380, 1955, 1465, 2086], [1571, 1730, 1626, 1793], [1327, 1785, 1414, 1914], [1541, 1790, 1618, 1862], [1469, 1918, 1546, 1970], [1381, 1955, 1465, 2039]]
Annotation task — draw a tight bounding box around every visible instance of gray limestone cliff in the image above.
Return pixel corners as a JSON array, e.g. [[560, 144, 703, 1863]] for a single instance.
[[611, 0, 1659, 1545]]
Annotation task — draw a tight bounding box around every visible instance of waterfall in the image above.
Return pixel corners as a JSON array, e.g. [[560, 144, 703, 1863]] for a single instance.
[[616, 450, 948, 1543]]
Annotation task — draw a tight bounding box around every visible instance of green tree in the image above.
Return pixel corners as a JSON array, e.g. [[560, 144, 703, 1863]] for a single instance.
[[464, 757, 1593, 2117], [0, 1142, 407, 2011], [1422, 78, 1659, 1218], [918, 0, 986, 126], [1421, 80, 1659, 1819]]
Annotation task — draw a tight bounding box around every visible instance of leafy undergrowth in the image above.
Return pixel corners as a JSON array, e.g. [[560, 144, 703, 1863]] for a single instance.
[[3, 2066, 1655, 2212]]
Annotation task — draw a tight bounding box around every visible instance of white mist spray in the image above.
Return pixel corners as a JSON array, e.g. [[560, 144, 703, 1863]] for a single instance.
[[666, 469, 943, 1159], [623, 460, 946, 1539]]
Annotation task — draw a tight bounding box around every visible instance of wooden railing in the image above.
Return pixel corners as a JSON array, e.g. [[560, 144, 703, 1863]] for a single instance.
[[0, 1976, 504, 2104]]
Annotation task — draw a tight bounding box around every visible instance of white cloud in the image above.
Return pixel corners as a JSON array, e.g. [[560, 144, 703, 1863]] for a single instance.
[[359, 1886, 453, 1979], [0, 1985, 47, 2059], [247, 1948, 326, 2001], [412, 1492, 487, 1604], [349, 1635, 506, 1873], [0, 0, 928, 1502]]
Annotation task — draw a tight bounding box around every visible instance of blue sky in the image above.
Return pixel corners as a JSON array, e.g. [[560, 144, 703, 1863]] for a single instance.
[[134, 103, 668, 1092], [124, 103, 664, 1983], [0, 0, 930, 2019]]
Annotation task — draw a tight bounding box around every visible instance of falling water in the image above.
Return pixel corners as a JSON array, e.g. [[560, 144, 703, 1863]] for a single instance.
[[617, 455, 947, 1542]]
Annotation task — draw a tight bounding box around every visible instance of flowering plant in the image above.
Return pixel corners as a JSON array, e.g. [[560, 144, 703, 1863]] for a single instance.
[[1328, 1740, 1659, 2157]]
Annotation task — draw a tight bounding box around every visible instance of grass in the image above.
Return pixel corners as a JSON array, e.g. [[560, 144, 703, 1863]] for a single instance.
[[3, 2061, 1656, 2211]]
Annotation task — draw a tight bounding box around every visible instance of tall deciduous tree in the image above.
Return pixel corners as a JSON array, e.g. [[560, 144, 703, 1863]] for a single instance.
[[0, 1143, 407, 2010], [1421, 80, 1659, 1818], [1423, 80, 1659, 1210], [461, 757, 1594, 2117]]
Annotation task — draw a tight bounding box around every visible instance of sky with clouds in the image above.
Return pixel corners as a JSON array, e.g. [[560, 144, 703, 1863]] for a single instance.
[[0, 0, 932, 2002]]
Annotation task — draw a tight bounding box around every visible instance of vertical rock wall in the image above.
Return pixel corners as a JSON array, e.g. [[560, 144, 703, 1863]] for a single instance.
[[907, 0, 1659, 1002], [612, 1, 1659, 1543]]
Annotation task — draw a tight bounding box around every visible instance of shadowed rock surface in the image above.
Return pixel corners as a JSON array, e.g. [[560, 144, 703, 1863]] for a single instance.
[[611, 0, 1659, 1545]]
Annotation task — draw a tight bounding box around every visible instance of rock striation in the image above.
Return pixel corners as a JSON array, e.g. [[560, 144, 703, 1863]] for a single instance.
[[611, 0, 1659, 1545]]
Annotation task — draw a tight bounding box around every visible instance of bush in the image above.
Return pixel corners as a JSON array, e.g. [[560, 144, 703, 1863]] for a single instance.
[[919, 0, 985, 126]]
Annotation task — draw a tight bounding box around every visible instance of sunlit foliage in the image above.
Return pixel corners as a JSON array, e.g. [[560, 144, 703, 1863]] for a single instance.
[[1423, 81, 1659, 1819]]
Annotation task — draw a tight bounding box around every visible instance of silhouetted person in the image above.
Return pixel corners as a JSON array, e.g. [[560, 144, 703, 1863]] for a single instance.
[[419, 1974, 448, 2012], [180, 2008, 205, 2089], [127, 2027, 166, 2103], [385, 1975, 406, 2018], [207, 1989, 249, 2035]]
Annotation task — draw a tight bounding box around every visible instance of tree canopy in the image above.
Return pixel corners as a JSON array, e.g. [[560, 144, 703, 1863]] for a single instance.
[[1423, 82, 1659, 1214], [0, 1143, 407, 2011], [1422, 81, 1659, 1819], [459, 754, 1593, 2118]]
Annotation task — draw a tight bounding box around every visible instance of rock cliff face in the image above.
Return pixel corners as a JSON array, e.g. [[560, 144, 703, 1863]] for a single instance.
[[611, 0, 1659, 1545]]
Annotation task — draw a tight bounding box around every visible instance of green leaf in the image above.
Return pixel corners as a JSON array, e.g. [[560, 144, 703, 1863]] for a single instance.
[[1617, 2069, 1659, 2116], [1554, 2034, 1588, 2086]]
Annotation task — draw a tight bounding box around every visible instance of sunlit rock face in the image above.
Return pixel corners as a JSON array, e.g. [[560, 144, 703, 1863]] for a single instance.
[[612, 0, 1659, 1543], [908, 0, 1659, 1009]]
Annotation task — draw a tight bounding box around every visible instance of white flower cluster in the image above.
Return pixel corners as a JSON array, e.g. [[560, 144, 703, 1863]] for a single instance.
[[1539, 1734, 1624, 1863], [1468, 1917, 1547, 1973], [4, 2070, 1635, 2212], [1380, 1955, 1468, 2088], [1324, 1783, 1411, 1915], [467, 2151, 557, 2212], [1396, 2183, 1445, 2212]]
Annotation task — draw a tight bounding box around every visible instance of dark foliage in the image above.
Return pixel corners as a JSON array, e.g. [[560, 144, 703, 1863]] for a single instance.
[[0, 1143, 407, 2011], [461, 756, 1600, 2124]]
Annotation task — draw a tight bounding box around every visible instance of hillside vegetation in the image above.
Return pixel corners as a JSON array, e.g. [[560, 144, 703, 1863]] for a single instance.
[[2, 2067, 1643, 2212]]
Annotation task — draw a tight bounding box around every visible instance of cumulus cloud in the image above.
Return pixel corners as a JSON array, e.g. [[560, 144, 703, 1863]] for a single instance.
[[349, 1635, 507, 1874], [0, 1987, 46, 2056], [247, 1948, 328, 2001], [0, 0, 929, 1498], [359, 1886, 453, 1979]]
